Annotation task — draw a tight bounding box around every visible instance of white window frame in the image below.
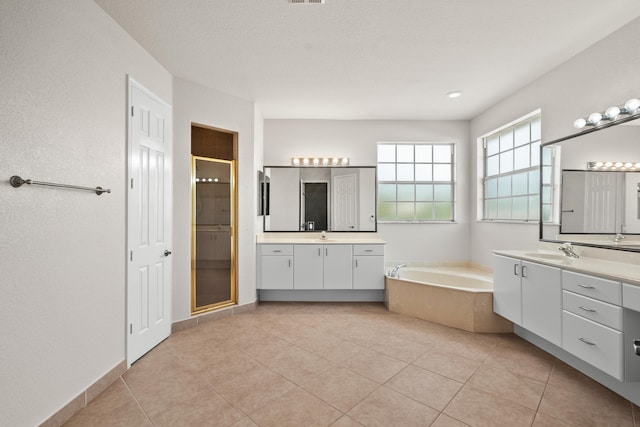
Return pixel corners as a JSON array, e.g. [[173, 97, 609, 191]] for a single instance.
[[377, 142, 456, 223]]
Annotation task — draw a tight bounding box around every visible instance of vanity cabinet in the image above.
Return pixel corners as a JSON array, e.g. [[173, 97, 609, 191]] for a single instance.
[[353, 245, 385, 290], [293, 244, 352, 290], [493, 255, 561, 345], [260, 245, 293, 290]]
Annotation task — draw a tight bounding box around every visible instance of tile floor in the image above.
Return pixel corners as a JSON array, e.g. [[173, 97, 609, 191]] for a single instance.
[[64, 302, 640, 427]]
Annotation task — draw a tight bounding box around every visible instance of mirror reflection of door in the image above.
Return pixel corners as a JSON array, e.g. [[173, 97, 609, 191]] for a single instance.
[[333, 173, 357, 230], [192, 156, 236, 312], [303, 182, 328, 230]]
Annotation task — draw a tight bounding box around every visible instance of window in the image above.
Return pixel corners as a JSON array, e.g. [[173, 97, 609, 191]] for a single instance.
[[482, 112, 549, 221], [377, 143, 455, 222]]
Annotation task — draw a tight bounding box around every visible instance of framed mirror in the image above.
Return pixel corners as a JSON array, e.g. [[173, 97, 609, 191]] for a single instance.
[[262, 166, 377, 232], [540, 113, 640, 251]]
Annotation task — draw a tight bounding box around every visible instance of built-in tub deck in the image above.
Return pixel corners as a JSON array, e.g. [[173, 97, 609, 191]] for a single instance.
[[385, 266, 513, 333]]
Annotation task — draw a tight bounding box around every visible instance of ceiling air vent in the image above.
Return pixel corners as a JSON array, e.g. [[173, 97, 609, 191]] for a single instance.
[[289, 0, 325, 3]]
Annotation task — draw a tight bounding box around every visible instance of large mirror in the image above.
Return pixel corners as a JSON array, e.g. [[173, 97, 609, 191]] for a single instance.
[[541, 114, 640, 251], [262, 166, 377, 232]]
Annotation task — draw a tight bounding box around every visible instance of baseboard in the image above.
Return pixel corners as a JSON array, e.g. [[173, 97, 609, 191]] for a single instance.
[[171, 300, 258, 333], [39, 360, 127, 427]]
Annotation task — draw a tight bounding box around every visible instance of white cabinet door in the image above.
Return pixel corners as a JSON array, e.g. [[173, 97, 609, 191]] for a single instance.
[[324, 245, 353, 289], [493, 255, 522, 325], [294, 245, 324, 289], [353, 255, 385, 290], [261, 255, 293, 290], [521, 261, 562, 346]]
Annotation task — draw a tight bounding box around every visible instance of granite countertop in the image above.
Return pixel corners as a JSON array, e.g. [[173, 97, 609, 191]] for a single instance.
[[493, 249, 640, 286], [257, 234, 385, 245]]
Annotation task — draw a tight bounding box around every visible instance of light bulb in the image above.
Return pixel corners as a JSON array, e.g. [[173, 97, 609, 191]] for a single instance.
[[341, 158, 349, 165], [292, 158, 300, 165], [624, 98, 640, 113], [604, 106, 620, 120], [332, 158, 339, 165], [313, 158, 319, 166], [615, 162, 623, 168], [625, 162, 633, 168], [605, 161, 613, 167], [214, 178, 219, 182], [595, 162, 604, 167], [322, 158, 329, 166], [303, 158, 309, 165], [635, 163, 640, 168], [588, 112, 602, 125], [574, 118, 586, 129]]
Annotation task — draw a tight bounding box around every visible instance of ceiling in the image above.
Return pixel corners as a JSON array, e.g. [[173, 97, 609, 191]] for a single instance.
[[95, 0, 640, 120]]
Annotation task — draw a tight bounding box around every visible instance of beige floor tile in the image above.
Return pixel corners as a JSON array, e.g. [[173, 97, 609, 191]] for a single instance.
[[147, 390, 245, 427], [443, 385, 536, 427], [213, 364, 296, 414], [340, 347, 408, 383], [435, 330, 502, 362], [249, 386, 342, 427], [257, 345, 335, 384], [483, 336, 555, 383], [330, 415, 364, 426], [466, 364, 546, 410], [63, 379, 151, 427], [291, 331, 365, 364], [634, 404, 640, 427], [538, 383, 634, 427], [386, 365, 462, 411], [413, 347, 482, 383], [231, 417, 259, 427], [532, 412, 573, 426], [367, 333, 432, 362], [347, 386, 439, 427], [430, 413, 471, 427], [547, 359, 613, 397], [300, 366, 379, 412]]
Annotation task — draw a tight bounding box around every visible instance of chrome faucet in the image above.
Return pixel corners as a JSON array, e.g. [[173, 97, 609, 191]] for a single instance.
[[388, 264, 407, 277], [558, 243, 579, 258], [613, 233, 626, 243], [320, 231, 327, 240]]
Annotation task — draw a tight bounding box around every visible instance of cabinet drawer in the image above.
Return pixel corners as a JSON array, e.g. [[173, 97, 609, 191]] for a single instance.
[[623, 283, 640, 312], [562, 290, 622, 330], [562, 271, 621, 305], [353, 245, 384, 256], [562, 310, 623, 380], [260, 244, 293, 256]]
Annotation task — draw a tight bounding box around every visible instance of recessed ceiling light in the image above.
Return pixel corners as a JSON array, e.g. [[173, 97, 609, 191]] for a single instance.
[[447, 91, 462, 99]]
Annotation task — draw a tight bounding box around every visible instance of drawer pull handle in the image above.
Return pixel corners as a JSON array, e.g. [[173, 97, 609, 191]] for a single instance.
[[578, 306, 596, 313], [634, 339, 640, 356], [577, 284, 596, 290], [273, 250, 282, 253], [579, 337, 596, 346], [364, 249, 373, 252]]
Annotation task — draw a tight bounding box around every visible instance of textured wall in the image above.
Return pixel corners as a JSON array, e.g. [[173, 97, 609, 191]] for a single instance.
[[0, 1, 171, 425]]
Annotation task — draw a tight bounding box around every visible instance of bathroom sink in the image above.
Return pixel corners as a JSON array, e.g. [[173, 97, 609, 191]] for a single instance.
[[524, 253, 567, 261]]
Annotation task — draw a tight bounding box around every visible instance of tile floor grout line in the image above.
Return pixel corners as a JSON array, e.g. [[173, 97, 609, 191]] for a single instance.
[[120, 376, 156, 427]]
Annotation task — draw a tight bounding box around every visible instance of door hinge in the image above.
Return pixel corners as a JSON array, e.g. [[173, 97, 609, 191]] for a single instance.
[[129, 323, 133, 334], [130, 178, 134, 189], [130, 251, 133, 261], [131, 106, 134, 117]]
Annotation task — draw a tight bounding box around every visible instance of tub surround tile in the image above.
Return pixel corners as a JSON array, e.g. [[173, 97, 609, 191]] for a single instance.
[[466, 365, 546, 410], [347, 386, 440, 427], [385, 365, 463, 411], [443, 385, 536, 427]]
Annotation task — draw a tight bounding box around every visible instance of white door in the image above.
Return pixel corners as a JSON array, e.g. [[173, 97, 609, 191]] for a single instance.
[[333, 174, 357, 230], [127, 78, 172, 365]]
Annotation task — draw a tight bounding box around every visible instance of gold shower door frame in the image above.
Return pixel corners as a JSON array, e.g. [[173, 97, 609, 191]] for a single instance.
[[190, 155, 237, 314]]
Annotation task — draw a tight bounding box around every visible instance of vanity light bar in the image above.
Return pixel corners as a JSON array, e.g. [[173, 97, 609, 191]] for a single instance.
[[587, 161, 640, 171], [195, 177, 220, 182], [291, 157, 350, 166], [574, 98, 640, 129]]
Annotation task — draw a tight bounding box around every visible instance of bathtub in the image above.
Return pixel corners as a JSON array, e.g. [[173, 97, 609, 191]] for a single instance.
[[385, 266, 513, 333]]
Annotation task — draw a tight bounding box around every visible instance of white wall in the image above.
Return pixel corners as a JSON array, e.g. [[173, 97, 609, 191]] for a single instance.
[[263, 120, 470, 262], [172, 78, 258, 321], [469, 17, 640, 267], [0, 1, 172, 425]]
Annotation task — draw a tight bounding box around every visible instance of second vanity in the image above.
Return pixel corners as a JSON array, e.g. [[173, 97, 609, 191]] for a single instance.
[[257, 234, 385, 302], [493, 247, 640, 405]]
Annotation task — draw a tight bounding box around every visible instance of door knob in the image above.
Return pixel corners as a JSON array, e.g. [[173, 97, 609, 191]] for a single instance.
[[164, 250, 172, 257], [634, 339, 640, 356]]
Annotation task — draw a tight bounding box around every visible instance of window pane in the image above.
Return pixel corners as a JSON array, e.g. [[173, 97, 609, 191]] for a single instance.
[[530, 141, 540, 166], [415, 164, 433, 181], [498, 198, 511, 219], [378, 202, 396, 220], [531, 116, 541, 141], [500, 130, 514, 151], [512, 172, 528, 196], [485, 178, 498, 198], [514, 145, 530, 170], [542, 165, 552, 184], [514, 122, 530, 146], [529, 195, 539, 219], [416, 203, 433, 220], [416, 184, 433, 201], [500, 150, 514, 173], [486, 199, 497, 219], [528, 170, 539, 193], [378, 164, 395, 181], [434, 203, 452, 220], [378, 184, 396, 201], [542, 146, 553, 165], [397, 145, 414, 162], [542, 205, 551, 222], [486, 135, 500, 156], [498, 176, 511, 197], [397, 184, 414, 201], [415, 145, 432, 162], [487, 155, 499, 176], [397, 164, 414, 181], [542, 186, 551, 203], [377, 145, 396, 162], [433, 145, 451, 163], [512, 196, 528, 220], [433, 164, 451, 181], [397, 203, 415, 220], [434, 184, 452, 201]]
